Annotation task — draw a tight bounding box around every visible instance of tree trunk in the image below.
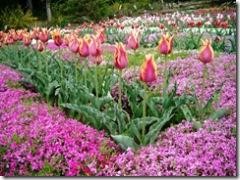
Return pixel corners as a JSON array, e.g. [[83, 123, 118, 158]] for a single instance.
[[46, 0, 52, 22], [27, 0, 33, 12]]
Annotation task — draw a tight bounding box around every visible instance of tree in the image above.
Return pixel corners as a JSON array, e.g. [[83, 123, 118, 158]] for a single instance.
[[46, 0, 52, 22]]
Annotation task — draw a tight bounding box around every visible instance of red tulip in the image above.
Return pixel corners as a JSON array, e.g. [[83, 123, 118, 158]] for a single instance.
[[127, 30, 139, 50], [38, 28, 49, 43], [89, 36, 102, 57], [31, 27, 40, 40], [159, 23, 164, 29], [16, 30, 24, 41], [114, 43, 128, 70], [4, 34, 14, 45], [196, 21, 203, 28], [158, 34, 173, 55], [140, 54, 157, 83], [10, 30, 18, 41], [198, 39, 214, 64], [51, 29, 63, 46], [79, 37, 89, 57]]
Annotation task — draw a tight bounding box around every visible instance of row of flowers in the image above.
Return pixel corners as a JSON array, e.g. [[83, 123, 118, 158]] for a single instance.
[[79, 7, 236, 30], [0, 26, 215, 83]]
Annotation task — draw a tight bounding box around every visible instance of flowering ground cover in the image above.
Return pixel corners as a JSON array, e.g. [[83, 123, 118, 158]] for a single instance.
[[0, 7, 237, 176]]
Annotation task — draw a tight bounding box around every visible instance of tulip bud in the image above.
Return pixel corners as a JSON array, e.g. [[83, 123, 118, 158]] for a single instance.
[[114, 43, 128, 70], [89, 36, 102, 57], [140, 54, 157, 83], [158, 34, 173, 55], [198, 39, 214, 64]]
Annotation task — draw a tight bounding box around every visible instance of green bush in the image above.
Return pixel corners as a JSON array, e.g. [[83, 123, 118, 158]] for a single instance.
[[0, 6, 37, 30]]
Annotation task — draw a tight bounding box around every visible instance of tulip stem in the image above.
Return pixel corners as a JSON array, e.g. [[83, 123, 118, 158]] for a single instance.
[[94, 66, 99, 98], [142, 83, 148, 138], [118, 70, 122, 109], [164, 54, 167, 78], [202, 64, 208, 89]]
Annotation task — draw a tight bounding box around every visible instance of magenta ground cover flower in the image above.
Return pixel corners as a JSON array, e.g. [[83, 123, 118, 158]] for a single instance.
[[0, 65, 119, 176]]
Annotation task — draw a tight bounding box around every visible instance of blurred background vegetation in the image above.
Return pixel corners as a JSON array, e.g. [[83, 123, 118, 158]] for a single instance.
[[0, 0, 236, 29]]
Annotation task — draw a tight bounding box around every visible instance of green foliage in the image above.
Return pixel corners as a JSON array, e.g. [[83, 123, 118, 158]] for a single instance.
[[0, 6, 37, 30], [0, 44, 228, 150]]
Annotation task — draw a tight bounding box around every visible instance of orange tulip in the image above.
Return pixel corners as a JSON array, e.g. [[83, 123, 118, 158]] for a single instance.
[[114, 43, 128, 70], [158, 34, 173, 55], [140, 54, 157, 83], [198, 39, 214, 64], [78, 37, 89, 57], [126, 30, 139, 50], [22, 33, 32, 46], [51, 29, 63, 46], [38, 28, 49, 43]]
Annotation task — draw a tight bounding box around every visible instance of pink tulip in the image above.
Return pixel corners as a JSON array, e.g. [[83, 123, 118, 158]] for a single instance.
[[79, 37, 89, 57], [114, 43, 128, 70], [126, 30, 139, 50], [140, 54, 157, 83], [158, 34, 174, 55], [38, 28, 49, 43], [68, 37, 79, 53], [199, 39, 214, 64]]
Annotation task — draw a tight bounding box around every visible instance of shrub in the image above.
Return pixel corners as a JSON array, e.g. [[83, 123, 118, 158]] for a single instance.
[[0, 6, 37, 30]]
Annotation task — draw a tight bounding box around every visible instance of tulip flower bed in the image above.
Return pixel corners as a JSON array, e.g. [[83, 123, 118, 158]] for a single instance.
[[0, 7, 237, 176]]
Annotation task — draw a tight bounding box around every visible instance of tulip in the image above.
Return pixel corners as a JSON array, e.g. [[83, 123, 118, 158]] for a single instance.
[[140, 54, 157, 83], [199, 39, 214, 89], [158, 33, 173, 55], [78, 37, 89, 57], [38, 28, 49, 43], [126, 30, 139, 50], [88, 36, 97, 56], [113, 43, 128, 108], [16, 30, 24, 41], [10, 30, 18, 41], [96, 29, 106, 44], [140, 54, 157, 137], [4, 35, 14, 45], [68, 37, 79, 53], [51, 29, 63, 46], [22, 33, 32, 46], [114, 43, 128, 70], [198, 39, 214, 64], [37, 40, 45, 52], [31, 27, 40, 40]]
